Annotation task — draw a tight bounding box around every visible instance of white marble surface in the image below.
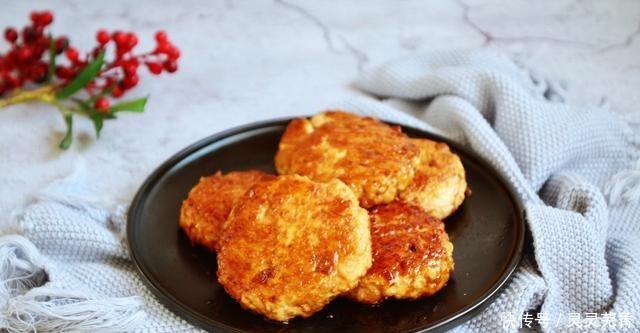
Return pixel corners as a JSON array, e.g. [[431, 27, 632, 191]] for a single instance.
[[1, 0, 639, 231]]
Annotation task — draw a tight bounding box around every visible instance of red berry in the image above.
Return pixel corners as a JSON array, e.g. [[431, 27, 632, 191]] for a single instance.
[[36, 36, 49, 48], [111, 85, 124, 97], [95, 97, 110, 112], [31, 11, 53, 26], [17, 47, 32, 61], [21, 26, 37, 42], [33, 62, 48, 83], [34, 25, 44, 37], [154, 45, 165, 55], [123, 62, 138, 76], [146, 62, 162, 75], [96, 29, 110, 45], [65, 48, 79, 62], [29, 11, 40, 24], [123, 74, 139, 88], [154, 30, 168, 43], [166, 46, 180, 60], [4, 28, 18, 43], [126, 33, 138, 48], [163, 60, 178, 73], [40, 11, 53, 26], [112, 31, 127, 47], [55, 37, 69, 54], [55, 66, 72, 79]]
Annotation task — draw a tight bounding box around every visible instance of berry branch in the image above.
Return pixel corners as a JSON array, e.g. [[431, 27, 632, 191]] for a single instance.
[[0, 10, 180, 149]]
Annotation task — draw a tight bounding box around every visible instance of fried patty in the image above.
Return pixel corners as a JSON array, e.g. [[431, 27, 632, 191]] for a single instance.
[[217, 175, 372, 321], [179, 170, 275, 252], [399, 139, 467, 219], [346, 201, 454, 304], [275, 111, 421, 208]]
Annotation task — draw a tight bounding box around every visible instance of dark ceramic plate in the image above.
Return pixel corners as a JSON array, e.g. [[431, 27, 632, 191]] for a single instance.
[[128, 118, 525, 333]]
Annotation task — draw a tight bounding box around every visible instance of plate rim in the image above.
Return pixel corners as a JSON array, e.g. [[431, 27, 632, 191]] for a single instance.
[[127, 117, 525, 333]]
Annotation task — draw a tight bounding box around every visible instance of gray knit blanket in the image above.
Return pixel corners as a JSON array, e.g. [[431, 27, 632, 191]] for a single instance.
[[1, 51, 639, 332]]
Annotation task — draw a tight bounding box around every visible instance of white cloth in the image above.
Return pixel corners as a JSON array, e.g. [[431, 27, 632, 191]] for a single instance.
[[1, 50, 639, 332]]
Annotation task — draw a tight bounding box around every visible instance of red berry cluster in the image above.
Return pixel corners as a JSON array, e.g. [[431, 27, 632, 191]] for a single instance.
[[0, 11, 56, 95], [1, 10, 180, 113], [79, 28, 181, 108], [1, 10, 180, 149]]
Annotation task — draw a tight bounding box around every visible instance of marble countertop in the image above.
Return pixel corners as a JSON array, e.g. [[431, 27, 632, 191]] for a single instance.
[[1, 0, 639, 230]]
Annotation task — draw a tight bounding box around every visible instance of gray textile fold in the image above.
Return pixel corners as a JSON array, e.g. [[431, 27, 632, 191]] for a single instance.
[[350, 51, 640, 332], [1, 50, 638, 332]]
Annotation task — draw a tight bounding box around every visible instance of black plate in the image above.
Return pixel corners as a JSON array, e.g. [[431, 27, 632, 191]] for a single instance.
[[128, 118, 525, 333]]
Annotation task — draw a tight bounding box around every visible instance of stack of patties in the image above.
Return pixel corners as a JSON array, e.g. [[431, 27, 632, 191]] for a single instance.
[[179, 111, 468, 321]]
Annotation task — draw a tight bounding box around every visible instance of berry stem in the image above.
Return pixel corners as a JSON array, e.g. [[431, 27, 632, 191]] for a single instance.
[[46, 35, 56, 83], [0, 85, 56, 108]]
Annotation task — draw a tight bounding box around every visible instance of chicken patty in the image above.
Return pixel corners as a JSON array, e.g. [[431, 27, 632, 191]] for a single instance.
[[346, 201, 454, 304], [399, 139, 467, 219], [275, 111, 421, 208], [179, 170, 275, 252], [217, 175, 372, 322]]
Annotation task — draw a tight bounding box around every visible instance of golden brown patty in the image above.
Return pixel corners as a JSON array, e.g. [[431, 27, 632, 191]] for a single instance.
[[179, 170, 275, 252], [399, 139, 467, 219], [217, 175, 372, 321], [346, 201, 454, 304], [275, 111, 421, 208]]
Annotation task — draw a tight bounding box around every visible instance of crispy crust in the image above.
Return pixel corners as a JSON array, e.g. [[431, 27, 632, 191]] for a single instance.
[[399, 139, 467, 219], [179, 170, 275, 252], [217, 175, 372, 321], [346, 201, 454, 304], [275, 111, 421, 208]]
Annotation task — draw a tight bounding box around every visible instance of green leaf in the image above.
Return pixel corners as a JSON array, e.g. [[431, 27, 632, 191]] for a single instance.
[[89, 113, 104, 138], [59, 113, 73, 149], [110, 97, 148, 113], [55, 51, 105, 99], [46, 35, 56, 83]]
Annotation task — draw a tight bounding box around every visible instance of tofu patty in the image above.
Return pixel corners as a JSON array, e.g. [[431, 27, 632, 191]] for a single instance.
[[275, 111, 421, 208], [399, 139, 467, 219], [346, 201, 454, 304], [179, 170, 275, 252], [217, 175, 372, 321]]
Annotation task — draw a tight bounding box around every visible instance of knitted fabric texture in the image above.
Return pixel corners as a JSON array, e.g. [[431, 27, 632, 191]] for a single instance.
[[1, 50, 639, 332]]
